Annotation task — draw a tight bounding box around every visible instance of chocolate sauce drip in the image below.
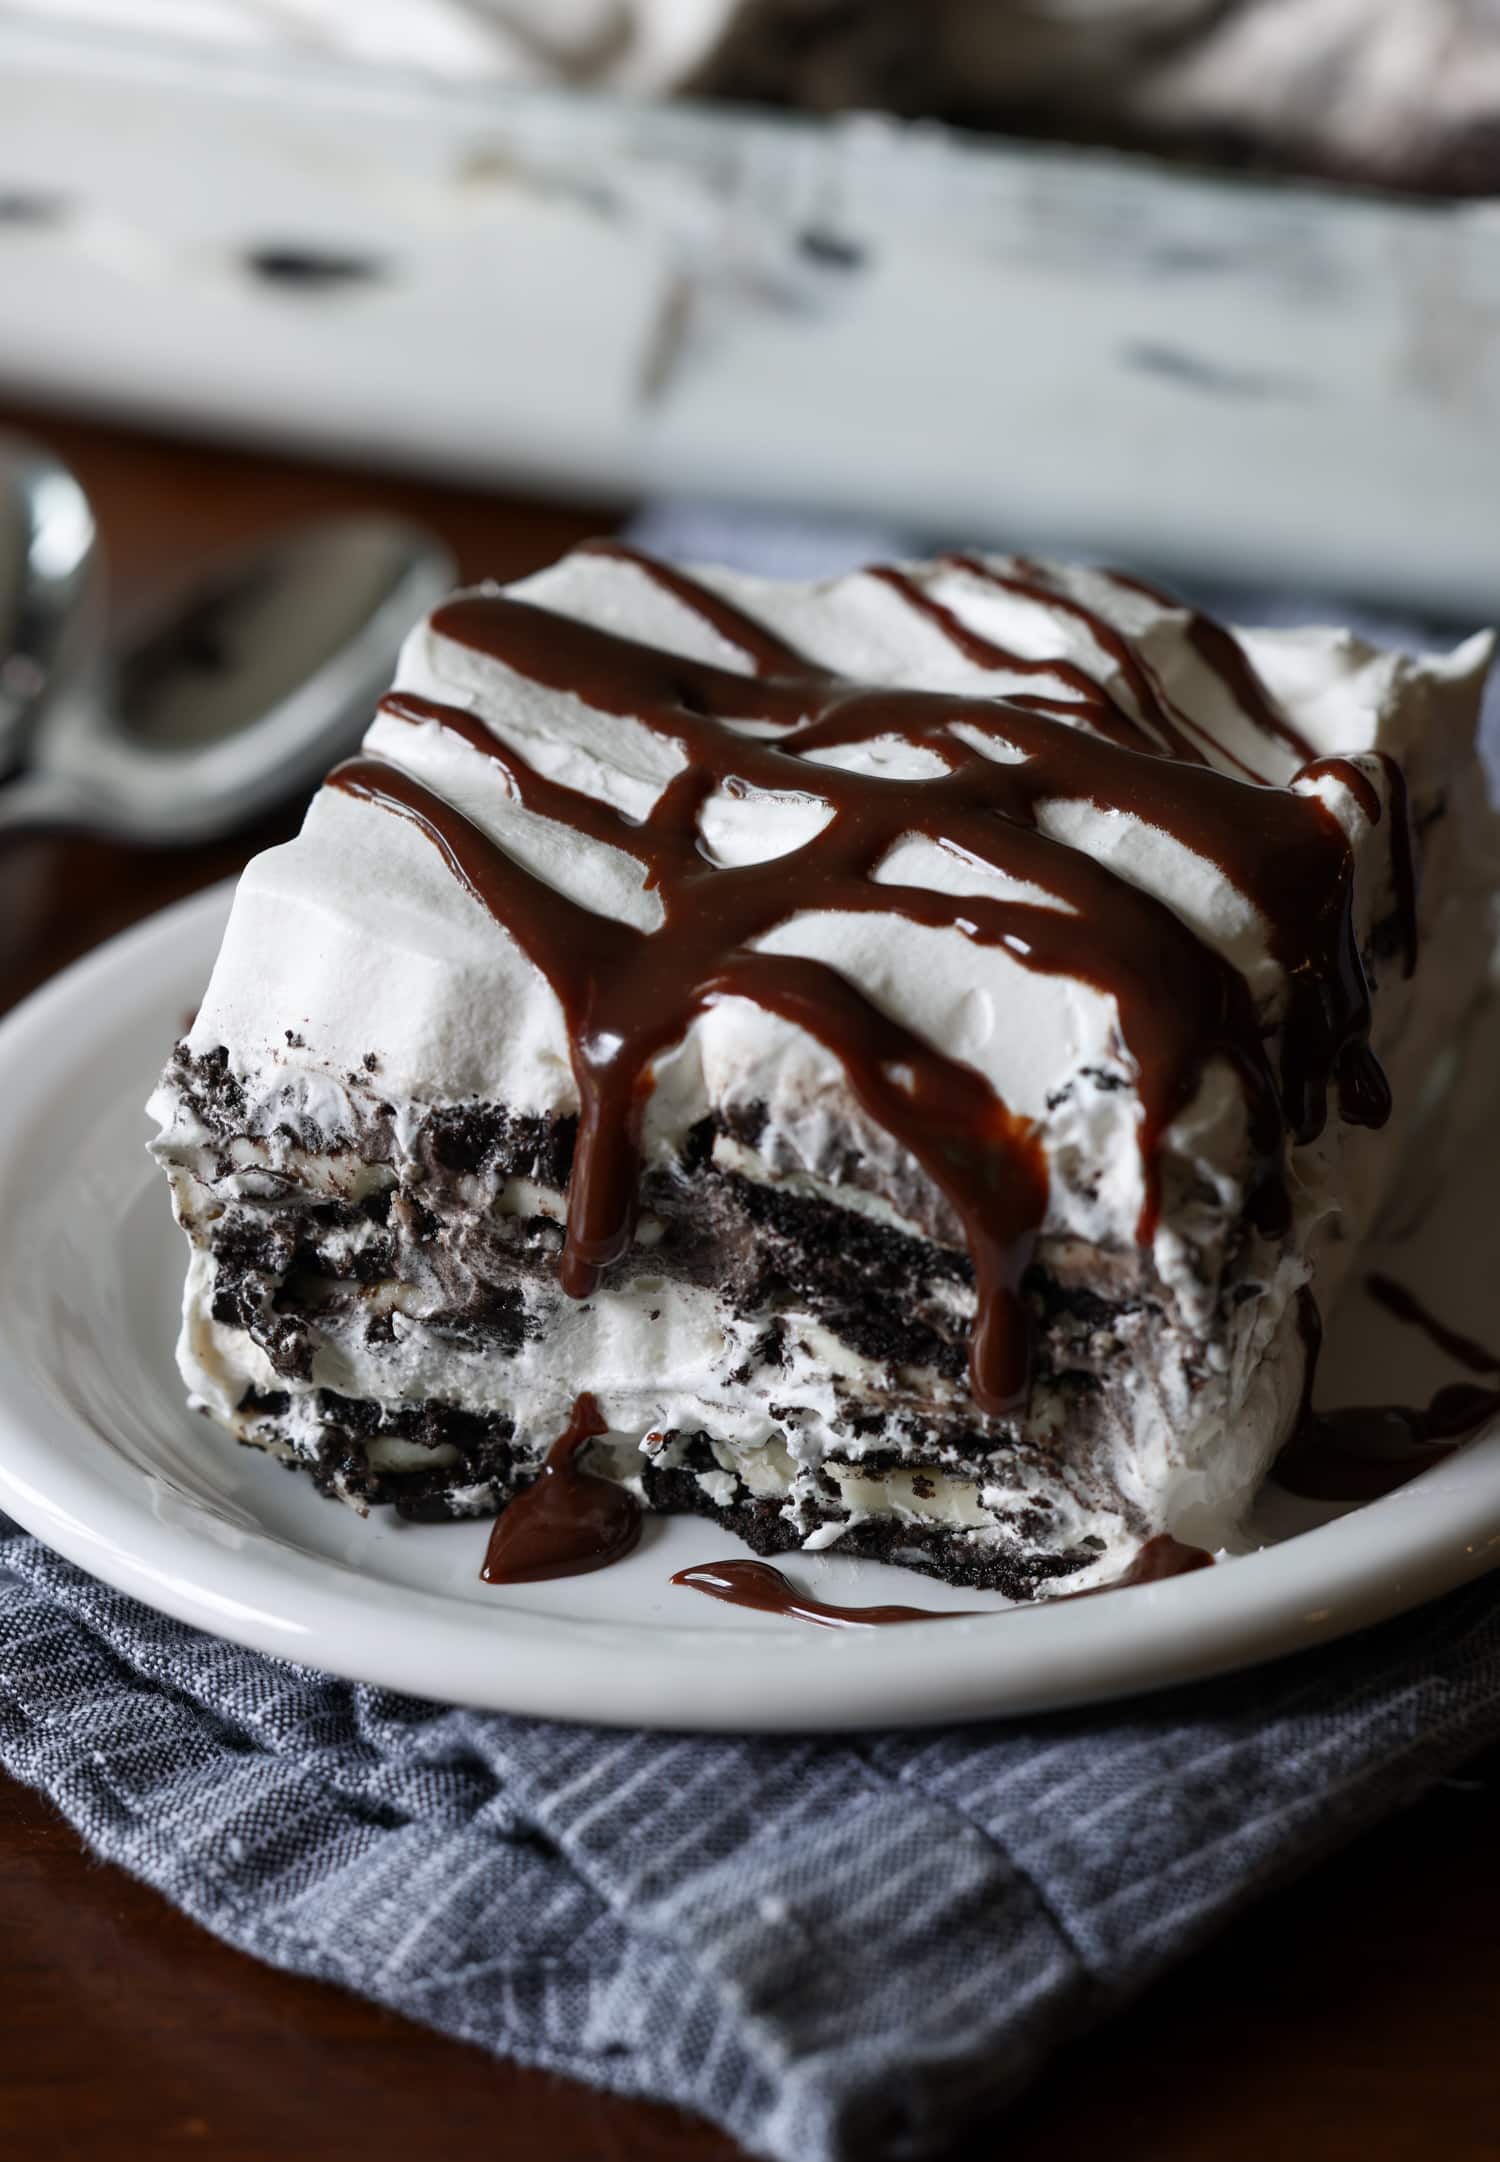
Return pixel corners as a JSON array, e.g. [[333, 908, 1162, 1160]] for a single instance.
[[670, 1558, 970, 1627], [1366, 1272, 1500, 1373], [1105, 1533, 1215, 1586], [332, 550, 1396, 1418], [1375, 752, 1420, 979], [582, 540, 813, 677], [671, 1533, 1211, 1627], [480, 1393, 641, 1584], [944, 553, 1237, 773], [1276, 1285, 1500, 1503], [1300, 756, 1382, 826], [1103, 567, 1316, 766], [1296, 755, 1418, 983], [874, 560, 1199, 763]]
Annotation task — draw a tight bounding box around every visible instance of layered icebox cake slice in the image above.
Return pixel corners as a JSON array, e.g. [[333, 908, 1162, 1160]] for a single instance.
[[149, 545, 1497, 1595]]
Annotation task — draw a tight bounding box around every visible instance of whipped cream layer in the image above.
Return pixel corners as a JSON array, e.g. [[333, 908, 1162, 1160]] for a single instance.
[[152, 546, 1497, 1589], [184, 547, 1491, 1243]]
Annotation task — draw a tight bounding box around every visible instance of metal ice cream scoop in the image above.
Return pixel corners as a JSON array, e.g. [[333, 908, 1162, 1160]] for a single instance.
[[0, 438, 454, 844], [0, 435, 98, 783]]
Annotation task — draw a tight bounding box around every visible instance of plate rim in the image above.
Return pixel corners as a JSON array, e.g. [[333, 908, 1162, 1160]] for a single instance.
[[1, 880, 1498, 1733]]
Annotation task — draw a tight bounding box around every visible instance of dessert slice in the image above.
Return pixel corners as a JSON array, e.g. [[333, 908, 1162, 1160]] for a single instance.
[[149, 545, 1496, 1595]]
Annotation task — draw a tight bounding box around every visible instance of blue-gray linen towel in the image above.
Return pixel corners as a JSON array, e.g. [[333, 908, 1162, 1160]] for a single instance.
[[5, 1519, 1500, 2161], [3, 509, 1498, 2162]]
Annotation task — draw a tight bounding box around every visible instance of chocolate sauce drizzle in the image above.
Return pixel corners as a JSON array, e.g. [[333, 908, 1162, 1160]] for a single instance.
[[480, 1393, 641, 1584], [1097, 567, 1419, 981], [1102, 566, 1317, 768], [330, 543, 1400, 1419], [1374, 754, 1420, 980], [941, 554, 1251, 774], [1275, 1280, 1500, 1503], [671, 1533, 1211, 1628], [1101, 1532, 1216, 1587], [1367, 1272, 1500, 1373], [670, 1558, 971, 1627]]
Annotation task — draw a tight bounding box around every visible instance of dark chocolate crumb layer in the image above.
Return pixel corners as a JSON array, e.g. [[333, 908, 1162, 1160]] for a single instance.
[[240, 1384, 518, 1520], [640, 1463, 1087, 1599], [234, 1385, 1092, 1595]]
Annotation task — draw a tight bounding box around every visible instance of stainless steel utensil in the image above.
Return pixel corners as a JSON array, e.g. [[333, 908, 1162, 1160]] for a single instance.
[[0, 435, 99, 780], [0, 509, 454, 844]]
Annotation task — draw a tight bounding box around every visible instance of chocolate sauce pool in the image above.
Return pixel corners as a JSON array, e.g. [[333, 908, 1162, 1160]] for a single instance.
[[480, 1394, 641, 1584], [670, 1534, 1212, 1628], [1274, 1280, 1500, 1503], [670, 1559, 973, 1628], [331, 544, 1398, 1419]]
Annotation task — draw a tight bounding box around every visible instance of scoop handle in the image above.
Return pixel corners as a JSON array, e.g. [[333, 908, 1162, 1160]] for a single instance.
[[0, 769, 91, 837]]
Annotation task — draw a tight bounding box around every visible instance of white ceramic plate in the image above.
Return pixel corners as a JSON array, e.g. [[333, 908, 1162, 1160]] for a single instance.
[[2, 881, 1498, 1732]]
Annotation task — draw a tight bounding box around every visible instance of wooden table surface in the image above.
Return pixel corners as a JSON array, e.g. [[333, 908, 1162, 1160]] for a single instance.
[[2, 404, 1497, 2162]]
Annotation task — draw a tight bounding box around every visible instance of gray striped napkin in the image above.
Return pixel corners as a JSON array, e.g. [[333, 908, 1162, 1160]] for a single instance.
[[4, 1514, 1499, 2160]]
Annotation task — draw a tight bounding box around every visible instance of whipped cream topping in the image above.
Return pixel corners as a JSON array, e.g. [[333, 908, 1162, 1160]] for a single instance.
[[182, 545, 1490, 1269]]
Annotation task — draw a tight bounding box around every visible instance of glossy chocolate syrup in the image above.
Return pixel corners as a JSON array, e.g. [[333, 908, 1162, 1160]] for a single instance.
[[1102, 573, 1420, 978], [942, 553, 1241, 772], [1275, 1283, 1500, 1503], [1366, 1272, 1500, 1373], [1374, 753, 1420, 979], [670, 1533, 1211, 1628], [330, 545, 1398, 1418], [480, 1393, 641, 1584], [1298, 753, 1418, 983], [878, 559, 1204, 766], [669, 1558, 971, 1627], [1104, 1532, 1216, 1586], [1102, 566, 1318, 767]]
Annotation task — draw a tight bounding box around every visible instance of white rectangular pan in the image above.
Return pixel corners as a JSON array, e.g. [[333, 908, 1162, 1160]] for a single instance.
[[2, 18, 1498, 612]]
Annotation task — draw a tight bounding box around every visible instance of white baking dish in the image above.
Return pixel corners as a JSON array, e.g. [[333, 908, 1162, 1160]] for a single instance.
[[2, 17, 1498, 611]]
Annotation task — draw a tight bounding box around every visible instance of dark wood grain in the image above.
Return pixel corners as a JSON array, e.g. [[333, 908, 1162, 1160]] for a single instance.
[[2, 403, 1498, 2162]]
